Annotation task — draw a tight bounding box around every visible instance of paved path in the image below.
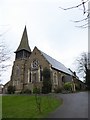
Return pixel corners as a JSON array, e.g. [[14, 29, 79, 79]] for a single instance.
[[47, 92, 88, 118]]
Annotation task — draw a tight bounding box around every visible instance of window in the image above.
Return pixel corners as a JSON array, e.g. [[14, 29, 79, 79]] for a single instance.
[[40, 70, 42, 81], [53, 73, 58, 85], [33, 73, 37, 83], [28, 69, 30, 83], [16, 66, 20, 76], [28, 69, 31, 83], [31, 59, 39, 68], [39, 65, 42, 81], [62, 76, 65, 83], [29, 72, 31, 82]]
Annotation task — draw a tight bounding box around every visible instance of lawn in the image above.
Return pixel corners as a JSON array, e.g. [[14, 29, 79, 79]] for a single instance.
[[0, 95, 2, 119], [2, 94, 62, 118]]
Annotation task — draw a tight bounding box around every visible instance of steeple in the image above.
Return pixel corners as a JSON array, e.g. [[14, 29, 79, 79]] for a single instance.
[[15, 26, 31, 59], [15, 26, 31, 53]]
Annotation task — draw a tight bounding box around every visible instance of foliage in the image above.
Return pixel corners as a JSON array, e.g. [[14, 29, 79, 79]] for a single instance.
[[75, 52, 90, 89], [42, 68, 52, 94], [33, 87, 42, 113], [86, 69, 90, 90], [33, 87, 41, 94], [20, 89, 31, 94], [54, 87, 63, 93], [2, 95, 61, 118], [75, 84, 81, 91], [63, 82, 72, 91], [42, 67, 51, 79], [7, 85, 16, 94], [35, 94, 42, 113]]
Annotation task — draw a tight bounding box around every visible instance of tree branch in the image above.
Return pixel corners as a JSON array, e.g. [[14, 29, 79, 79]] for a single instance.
[[59, 0, 89, 11]]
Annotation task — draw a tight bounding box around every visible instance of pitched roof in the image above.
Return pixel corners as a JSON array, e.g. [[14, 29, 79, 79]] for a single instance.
[[40, 50, 73, 76], [15, 26, 31, 53]]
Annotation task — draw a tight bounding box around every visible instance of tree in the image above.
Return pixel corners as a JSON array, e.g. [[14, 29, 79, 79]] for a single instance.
[[34, 87, 42, 113], [87, 69, 90, 89], [0, 41, 10, 83], [60, 0, 90, 28], [63, 82, 72, 91], [75, 52, 90, 88], [7, 85, 16, 94], [42, 67, 52, 94]]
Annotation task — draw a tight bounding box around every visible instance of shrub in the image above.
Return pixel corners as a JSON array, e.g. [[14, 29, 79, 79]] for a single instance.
[[33, 87, 41, 94], [42, 68, 52, 94], [75, 84, 81, 91], [54, 87, 62, 93], [7, 85, 16, 94], [63, 82, 72, 91], [20, 89, 31, 94], [24, 89, 32, 94]]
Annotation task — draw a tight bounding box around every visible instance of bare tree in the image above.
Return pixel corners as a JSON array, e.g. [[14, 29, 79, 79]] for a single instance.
[[59, 0, 90, 28], [0, 41, 11, 83], [77, 52, 87, 74], [75, 52, 89, 84]]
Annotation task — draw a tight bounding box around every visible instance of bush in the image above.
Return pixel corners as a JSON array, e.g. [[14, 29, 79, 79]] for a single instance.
[[24, 89, 32, 94], [63, 82, 72, 91], [20, 89, 32, 94], [54, 87, 62, 93], [7, 85, 16, 94], [33, 87, 41, 94], [75, 84, 81, 91]]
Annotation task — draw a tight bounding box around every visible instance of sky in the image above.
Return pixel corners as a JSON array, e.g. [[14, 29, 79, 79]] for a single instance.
[[0, 0, 88, 84]]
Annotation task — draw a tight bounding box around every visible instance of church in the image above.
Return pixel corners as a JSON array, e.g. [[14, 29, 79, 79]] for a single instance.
[[3, 26, 86, 93]]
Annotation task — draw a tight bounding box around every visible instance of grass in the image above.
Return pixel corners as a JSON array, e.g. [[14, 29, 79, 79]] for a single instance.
[[0, 95, 2, 119], [2, 95, 62, 118]]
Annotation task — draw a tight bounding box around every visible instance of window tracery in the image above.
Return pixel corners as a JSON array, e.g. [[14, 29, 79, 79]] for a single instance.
[[31, 59, 39, 68]]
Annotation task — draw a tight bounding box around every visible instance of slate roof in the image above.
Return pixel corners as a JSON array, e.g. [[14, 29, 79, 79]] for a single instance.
[[40, 50, 73, 76], [15, 26, 31, 53]]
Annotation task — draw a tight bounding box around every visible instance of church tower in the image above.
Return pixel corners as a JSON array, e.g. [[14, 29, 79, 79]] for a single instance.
[[15, 26, 31, 59], [10, 26, 31, 92]]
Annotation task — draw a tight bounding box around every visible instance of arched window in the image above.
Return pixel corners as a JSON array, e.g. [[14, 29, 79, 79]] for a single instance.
[[28, 69, 31, 83], [62, 76, 65, 83], [38, 65, 43, 82], [16, 66, 20, 77], [53, 72, 57, 84]]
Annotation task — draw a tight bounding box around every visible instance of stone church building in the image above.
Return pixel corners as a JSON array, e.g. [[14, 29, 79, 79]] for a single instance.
[[4, 26, 86, 93]]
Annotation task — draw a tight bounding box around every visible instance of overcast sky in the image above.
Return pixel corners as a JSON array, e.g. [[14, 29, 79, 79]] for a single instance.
[[0, 0, 88, 84]]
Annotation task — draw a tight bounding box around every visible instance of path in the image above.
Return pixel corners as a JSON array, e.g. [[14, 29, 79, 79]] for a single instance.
[[47, 92, 88, 118]]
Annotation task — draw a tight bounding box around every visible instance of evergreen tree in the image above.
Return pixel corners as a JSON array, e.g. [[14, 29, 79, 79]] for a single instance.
[[42, 68, 52, 94]]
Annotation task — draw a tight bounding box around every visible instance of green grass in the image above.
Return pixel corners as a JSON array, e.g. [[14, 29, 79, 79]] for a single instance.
[[0, 96, 2, 119], [2, 95, 62, 118]]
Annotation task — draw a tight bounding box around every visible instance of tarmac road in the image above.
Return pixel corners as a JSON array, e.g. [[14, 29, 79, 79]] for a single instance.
[[47, 92, 88, 118]]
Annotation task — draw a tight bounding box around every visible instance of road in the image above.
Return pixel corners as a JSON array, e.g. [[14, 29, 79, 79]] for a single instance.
[[47, 92, 88, 118]]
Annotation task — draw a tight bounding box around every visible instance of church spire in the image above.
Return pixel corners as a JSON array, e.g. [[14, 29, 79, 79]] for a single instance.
[[15, 26, 31, 53], [15, 26, 31, 59]]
